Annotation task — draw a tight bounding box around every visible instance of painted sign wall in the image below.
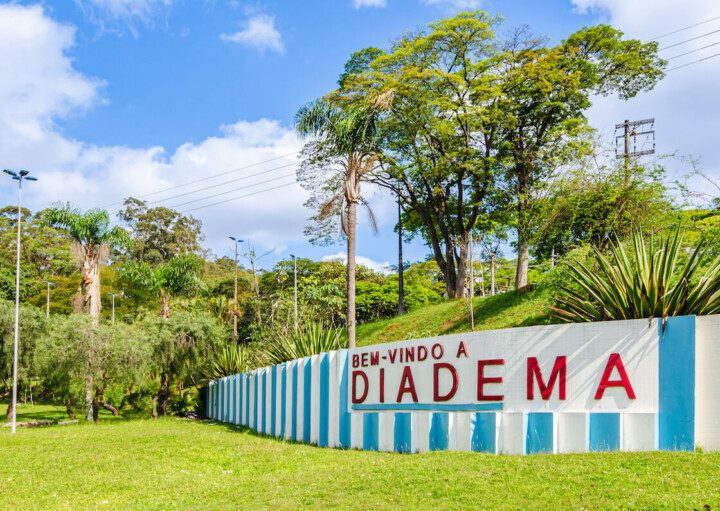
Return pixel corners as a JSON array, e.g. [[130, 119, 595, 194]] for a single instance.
[[205, 315, 717, 455]]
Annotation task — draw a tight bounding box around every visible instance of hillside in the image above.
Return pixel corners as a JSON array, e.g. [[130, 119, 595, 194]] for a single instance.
[[356, 285, 557, 346]]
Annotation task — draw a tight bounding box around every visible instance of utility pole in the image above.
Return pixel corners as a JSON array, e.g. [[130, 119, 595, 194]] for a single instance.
[[550, 247, 557, 269], [108, 292, 122, 324], [291, 254, 298, 331], [4, 168, 38, 434], [615, 118, 655, 182], [397, 196, 405, 315], [469, 234, 474, 331], [43, 280, 54, 320], [229, 237, 244, 342]]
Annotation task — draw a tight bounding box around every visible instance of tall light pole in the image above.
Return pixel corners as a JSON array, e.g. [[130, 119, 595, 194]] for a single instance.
[[43, 280, 55, 319], [4, 168, 38, 434], [397, 195, 405, 315], [229, 237, 244, 342], [108, 292, 122, 324], [290, 254, 298, 331]]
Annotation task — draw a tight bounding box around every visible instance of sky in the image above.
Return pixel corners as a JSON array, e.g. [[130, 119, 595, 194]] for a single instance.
[[0, 0, 719, 273]]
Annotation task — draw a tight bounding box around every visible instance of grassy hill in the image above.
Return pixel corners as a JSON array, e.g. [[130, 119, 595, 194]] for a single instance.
[[357, 285, 557, 346]]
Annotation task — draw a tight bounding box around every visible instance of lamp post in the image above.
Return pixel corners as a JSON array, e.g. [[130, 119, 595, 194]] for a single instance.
[[108, 292, 122, 324], [43, 280, 55, 319], [290, 254, 298, 331], [229, 237, 244, 342], [4, 168, 38, 434]]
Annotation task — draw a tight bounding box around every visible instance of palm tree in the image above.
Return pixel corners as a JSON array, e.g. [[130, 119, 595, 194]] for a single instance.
[[43, 204, 127, 422], [295, 97, 385, 348]]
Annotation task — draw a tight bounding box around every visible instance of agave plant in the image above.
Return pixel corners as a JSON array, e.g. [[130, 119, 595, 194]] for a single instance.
[[553, 229, 720, 323], [263, 322, 347, 365], [205, 344, 248, 379]]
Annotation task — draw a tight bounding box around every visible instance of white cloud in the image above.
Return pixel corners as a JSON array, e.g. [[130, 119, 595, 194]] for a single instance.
[[353, 0, 387, 8], [570, 0, 720, 196], [76, 0, 172, 35], [220, 15, 285, 54], [322, 252, 391, 274], [0, 4, 307, 255], [422, 0, 483, 9]]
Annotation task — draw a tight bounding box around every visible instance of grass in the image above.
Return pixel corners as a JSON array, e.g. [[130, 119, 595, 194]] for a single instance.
[[1, 405, 718, 510], [357, 286, 557, 346]]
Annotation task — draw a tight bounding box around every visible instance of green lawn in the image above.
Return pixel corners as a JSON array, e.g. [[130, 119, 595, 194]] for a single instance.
[[357, 287, 557, 346], [1, 404, 718, 510]]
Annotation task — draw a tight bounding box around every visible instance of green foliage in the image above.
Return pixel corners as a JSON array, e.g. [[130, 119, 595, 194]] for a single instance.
[[117, 197, 204, 264], [262, 322, 347, 365], [42, 204, 128, 252], [554, 230, 720, 322], [205, 344, 248, 379]]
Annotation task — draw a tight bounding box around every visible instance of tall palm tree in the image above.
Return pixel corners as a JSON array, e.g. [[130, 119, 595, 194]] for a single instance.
[[43, 204, 127, 422], [296, 97, 385, 348]]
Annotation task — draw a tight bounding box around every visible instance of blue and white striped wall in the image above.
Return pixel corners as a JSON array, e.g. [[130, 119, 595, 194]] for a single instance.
[[205, 315, 719, 454]]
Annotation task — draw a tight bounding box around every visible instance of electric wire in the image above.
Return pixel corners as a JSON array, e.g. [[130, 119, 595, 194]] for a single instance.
[[666, 40, 720, 59], [97, 151, 298, 208], [650, 16, 720, 41], [179, 181, 298, 214], [658, 28, 720, 51], [666, 50, 720, 71]]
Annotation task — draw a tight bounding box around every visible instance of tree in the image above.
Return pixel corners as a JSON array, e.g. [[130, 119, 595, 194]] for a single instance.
[[42, 204, 127, 422], [118, 198, 204, 264], [496, 24, 665, 290], [296, 94, 385, 348], [118, 254, 206, 319], [343, 12, 507, 298]]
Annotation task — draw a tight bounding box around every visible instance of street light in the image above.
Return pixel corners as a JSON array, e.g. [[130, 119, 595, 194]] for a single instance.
[[43, 280, 55, 320], [108, 292, 123, 324], [229, 237, 244, 341], [4, 168, 38, 433], [290, 254, 298, 331]]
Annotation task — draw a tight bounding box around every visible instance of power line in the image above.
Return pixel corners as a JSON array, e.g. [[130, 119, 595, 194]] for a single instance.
[[650, 16, 720, 41], [128, 161, 298, 208], [98, 151, 298, 208], [165, 172, 298, 209], [180, 181, 299, 214], [659, 28, 720, 51], [667, 40, 720, 60], [666, 50, 720, 71]]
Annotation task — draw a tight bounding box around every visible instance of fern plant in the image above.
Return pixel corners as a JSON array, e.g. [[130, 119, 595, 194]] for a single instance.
[[553, 229, 720, 322], [205, 344, 248, 379], [263, 322, 346, 365]]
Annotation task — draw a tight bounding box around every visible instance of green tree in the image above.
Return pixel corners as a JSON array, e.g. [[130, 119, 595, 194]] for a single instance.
[[496, 24, 665, 290], [295, 95, 386, 348], [118, 198, 204, 264], [42, 204, 127, 422], [118, 254, 206, 319]]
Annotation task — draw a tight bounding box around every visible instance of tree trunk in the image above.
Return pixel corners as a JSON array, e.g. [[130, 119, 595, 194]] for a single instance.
[[99, 401, 119, 416], [6, 402, 13, 423], [515, 232, 529, 292], [82, 253, 101, 422], [160, 290, 170, 319], [158, 372, 170, 416], [346, 199, 357, 348], [453, 234, 469, 299], [84, 371, 93, 423]]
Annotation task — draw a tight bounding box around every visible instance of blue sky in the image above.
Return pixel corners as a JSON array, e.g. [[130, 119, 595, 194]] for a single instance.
[[1, 0, 719, 272]]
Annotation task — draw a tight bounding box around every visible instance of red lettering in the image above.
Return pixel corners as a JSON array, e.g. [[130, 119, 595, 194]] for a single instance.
[[418, 346, 428, 361], [379, 368, 385, 403], [405, 347, 415, 363], [361, 353, 368, 367], [396, 366, 419, 403], [431, 343, 444, 360], [388, 349, 398, 364], [370, 351, 379, 366], [352, 354, 359, 368], [477, 359, 504, 401], [456, 341, 468, 358], [595, 353, 636, 400], [433, 363, 459, 402], [352, 371, 369, 403], [527, 356, 567, 400]]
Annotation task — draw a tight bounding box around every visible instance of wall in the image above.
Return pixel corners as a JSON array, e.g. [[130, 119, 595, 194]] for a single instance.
[[206, 315, 711, 454]]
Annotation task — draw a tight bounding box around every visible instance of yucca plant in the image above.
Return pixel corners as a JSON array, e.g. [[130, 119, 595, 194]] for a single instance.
[[553, 229, 720, 323], [205, 344, 248, 380], [263, 322, 346, 365]]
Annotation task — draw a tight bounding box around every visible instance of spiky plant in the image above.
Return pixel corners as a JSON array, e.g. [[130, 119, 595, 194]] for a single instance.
[[205, 344, 248, 380], [553, 229, 720, 323], [263, 322, 347, 366]]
